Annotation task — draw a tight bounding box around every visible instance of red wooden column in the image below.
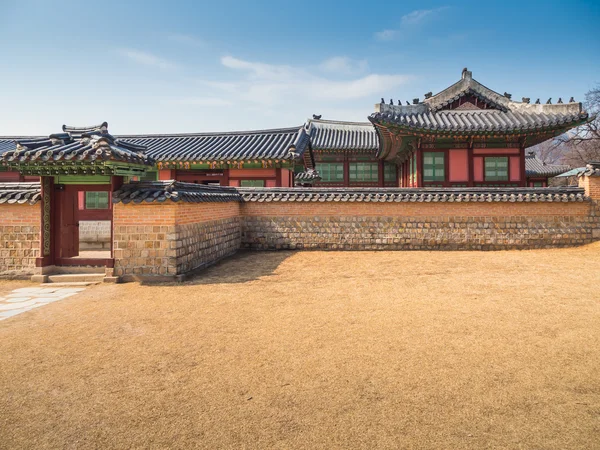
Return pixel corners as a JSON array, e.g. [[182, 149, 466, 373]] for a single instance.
[[519, 143, 527, 187], [416, 147, 424, 187], [221, 169, 230, 186], [275, 168, 282, 187], [467, 140, 474, 187]]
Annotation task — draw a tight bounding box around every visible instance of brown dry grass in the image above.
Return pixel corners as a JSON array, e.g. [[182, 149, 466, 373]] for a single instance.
[[1, 244, 600, 449]]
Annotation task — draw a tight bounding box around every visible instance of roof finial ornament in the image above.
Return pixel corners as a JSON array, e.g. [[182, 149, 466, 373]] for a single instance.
[[312, 114, 322, 120], [389, 98, 394, 105], [412, 98, 419, 105], [569, 97, 575, 103], [557, 98, 563, 104], [461, 67, 472, 80], [522, 97, 530, 104], [397, 99, 402, 105], [381, 98, 385, 104], [546, 98, 552, 104], [535, 99, 541, 104], [503, 92, 512, 99], [406, 101, 410, 106], [424, 92, 432, 99]]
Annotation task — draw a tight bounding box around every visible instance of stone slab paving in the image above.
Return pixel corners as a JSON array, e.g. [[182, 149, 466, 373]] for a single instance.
[[0, 287, 85, 321]]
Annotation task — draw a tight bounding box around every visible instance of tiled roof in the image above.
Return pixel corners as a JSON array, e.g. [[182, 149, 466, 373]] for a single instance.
[[112, 181, 241, 204], [239, 186, 587, 203], [0, 182, 41, 204], [525, 152, 571, 177], [112, 183, 587, 204], [304, 119, 378, 151], [1, 123, 154, 166], [118, 127, 307, 162], [371, 108, 589, 135], [0, 137, 39, 155], [371, 69, 591, 135], [580, 162, 600, 178], [294, 169, 321, 184]]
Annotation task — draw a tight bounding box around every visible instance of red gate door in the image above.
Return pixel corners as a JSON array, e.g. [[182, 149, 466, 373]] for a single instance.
[[57, 185, 79, 258]]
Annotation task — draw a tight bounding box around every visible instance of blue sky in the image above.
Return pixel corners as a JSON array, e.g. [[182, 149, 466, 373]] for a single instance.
[[0, 0, 598, 135]]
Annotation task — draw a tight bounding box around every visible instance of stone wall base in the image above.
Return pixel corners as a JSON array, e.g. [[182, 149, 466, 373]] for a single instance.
[[242, 215, 597, 251]]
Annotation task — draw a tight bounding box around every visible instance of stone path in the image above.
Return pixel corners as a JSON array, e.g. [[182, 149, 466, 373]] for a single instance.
[[0, 287, 85, 321]]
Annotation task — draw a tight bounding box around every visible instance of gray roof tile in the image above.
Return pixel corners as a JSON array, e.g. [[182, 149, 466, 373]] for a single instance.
[[305, 119, 378, 151], [1, 123, 154, 166], [0, 182, 41, 204], [118, 127, 307, 162], [372, 69, 592, 135], [113, 181, 241, 204], [239, 186, 587, 203], [294, 169, 321, 184], [525, 153, 571, 177]]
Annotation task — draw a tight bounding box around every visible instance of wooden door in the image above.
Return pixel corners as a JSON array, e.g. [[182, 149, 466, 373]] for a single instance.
[[57, 185, 79, 258]]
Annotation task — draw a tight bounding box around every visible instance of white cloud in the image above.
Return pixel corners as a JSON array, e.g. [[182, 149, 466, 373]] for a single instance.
[[221, 56, 295, 80], [117, 48, 179, 70], [213, 55, 411, 107], [375, 7, 449, 41], [168, 34, 207, 47], [319, 57, 368, 75]]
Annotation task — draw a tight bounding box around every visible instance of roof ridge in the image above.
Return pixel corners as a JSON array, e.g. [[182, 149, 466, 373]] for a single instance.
[[116, 126, 303, 139], [308, 118, 373, 126]]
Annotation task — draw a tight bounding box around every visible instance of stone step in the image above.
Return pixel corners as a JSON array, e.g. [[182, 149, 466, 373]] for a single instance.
[[45, 274, 106, 284], [43, 281, 100, 287]]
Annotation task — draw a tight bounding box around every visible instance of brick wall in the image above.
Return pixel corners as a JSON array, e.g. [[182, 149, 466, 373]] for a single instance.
[[0, 204, 41, 275], [113, 201, 241, 279], [113, 203, 178, 278], [241, 201, 600, 251], [174, 202, 241, 274]]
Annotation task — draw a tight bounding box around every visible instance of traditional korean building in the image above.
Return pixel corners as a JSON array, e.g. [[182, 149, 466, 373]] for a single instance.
[[0, 126, 316, 187], [0, 69, 590, 189], [118, 126, 313, 187], [368, 68, 589, 188]]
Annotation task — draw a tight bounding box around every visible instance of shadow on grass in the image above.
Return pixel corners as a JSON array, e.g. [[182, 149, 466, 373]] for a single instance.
[[181, 250, 296, 285]]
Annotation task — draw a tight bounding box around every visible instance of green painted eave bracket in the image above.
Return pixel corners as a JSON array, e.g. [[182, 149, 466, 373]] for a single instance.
[[54, 174, 112, 185], [5, 160, 152, 177]]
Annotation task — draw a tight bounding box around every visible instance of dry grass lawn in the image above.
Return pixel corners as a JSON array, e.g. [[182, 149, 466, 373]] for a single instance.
[[1, 244, 600, 449]]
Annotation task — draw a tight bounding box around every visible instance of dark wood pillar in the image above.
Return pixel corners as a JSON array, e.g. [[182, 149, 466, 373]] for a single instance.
[[343, 157, 350, 187], [221, 169, 230, 186], [36, 176, 54, 268]]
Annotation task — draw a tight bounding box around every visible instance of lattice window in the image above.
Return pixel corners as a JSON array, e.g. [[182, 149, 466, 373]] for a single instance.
[[349, 162, 378, 182], [423, 152, 445, 182], [484, 157, 509, 181], [384, 163, 397, 182], [316, 163, 344, 182], [85, 192, 109, 209]]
